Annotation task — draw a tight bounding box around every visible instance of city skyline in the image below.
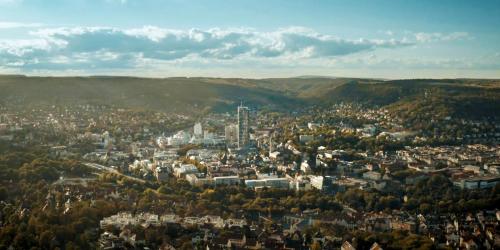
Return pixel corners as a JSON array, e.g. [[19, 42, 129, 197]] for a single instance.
[[1, 2, 499, 249], [0, 0, 499, 79]]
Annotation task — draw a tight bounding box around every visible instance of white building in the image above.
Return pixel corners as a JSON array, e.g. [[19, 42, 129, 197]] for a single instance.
[[453, 176, 500, 189], [290, 177, 313, 191], [186, 173, 212, 186], [194, 123, 203, 137], [167, 131, 191, 146], [237, 105, 250, 148], [225, 124, 238, 145], [299, 135, 314, 143], [245, 178, 289, 190], [269, 151, 281, 160], [300, 161, 312, 174], [102, 131, 113, 149], [174, 164, 199, 178], [309, 176, 326, 190], [129, 159, 152, 172], [363, 171, 382, 181], [262, 178, 289, 189], [308, 122, 321, 130], [213, 176, 240, 186], [153, 150, 178, 161]]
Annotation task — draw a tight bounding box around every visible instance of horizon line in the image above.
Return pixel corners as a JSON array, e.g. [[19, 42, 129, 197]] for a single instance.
[[1, 74, 499, 81]]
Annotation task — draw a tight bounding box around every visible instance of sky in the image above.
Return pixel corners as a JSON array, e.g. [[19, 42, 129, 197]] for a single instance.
[[0, 0, 499, 79]]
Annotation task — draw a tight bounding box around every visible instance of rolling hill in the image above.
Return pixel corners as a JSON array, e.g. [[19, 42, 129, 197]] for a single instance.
[[0, 75, 303, 113], [0, 75, 499, 119]]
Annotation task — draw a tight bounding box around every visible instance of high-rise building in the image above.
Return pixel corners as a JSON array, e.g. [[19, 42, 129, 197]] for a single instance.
[[225, 124, 238, 145], [194, 122, 202, 137], [237, 104, 250, 148], [269, 134, 273, 153]]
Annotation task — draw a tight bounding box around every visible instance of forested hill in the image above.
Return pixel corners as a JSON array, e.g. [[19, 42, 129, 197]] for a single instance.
[[1, 75, 499, 118], [320, 79, 500, 120], [0, 75, 303, 113]]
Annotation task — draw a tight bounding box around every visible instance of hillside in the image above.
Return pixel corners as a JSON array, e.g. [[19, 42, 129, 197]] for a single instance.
[[195, 77, 376, 98], [0, 75, 499, 119], [0, 75, 304, 113], [318, 79, 500, 119]]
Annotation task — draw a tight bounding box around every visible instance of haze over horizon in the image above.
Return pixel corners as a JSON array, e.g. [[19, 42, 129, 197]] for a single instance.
[[0, 0, 499, 79]]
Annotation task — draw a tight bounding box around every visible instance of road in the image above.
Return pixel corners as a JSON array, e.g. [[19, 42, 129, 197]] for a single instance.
[[83, 162, 147, 184]]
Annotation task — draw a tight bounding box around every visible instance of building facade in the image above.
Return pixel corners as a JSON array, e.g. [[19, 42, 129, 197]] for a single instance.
[[237, 105, 250, 148], [194, 122, 203, 137], [225, 124, 238, 145]]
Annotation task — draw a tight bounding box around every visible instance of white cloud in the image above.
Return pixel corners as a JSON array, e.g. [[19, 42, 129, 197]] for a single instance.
[[105, 0, 127, 4], [414, 32, 471, 42], [0, 21, 42, 29], [0, 26, 413, 72], [1, 25, 490, 77]]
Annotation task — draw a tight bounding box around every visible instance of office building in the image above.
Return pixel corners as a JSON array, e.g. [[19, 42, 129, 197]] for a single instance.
[[237, 105, 250, 148], [225, 124, 238, 145], [194, 122, 203, 137]]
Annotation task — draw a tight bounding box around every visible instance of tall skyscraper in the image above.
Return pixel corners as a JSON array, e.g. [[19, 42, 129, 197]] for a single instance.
[[269, 133, 273, 153], [194, 122, 203, 137], [237, 104, 250, 148]]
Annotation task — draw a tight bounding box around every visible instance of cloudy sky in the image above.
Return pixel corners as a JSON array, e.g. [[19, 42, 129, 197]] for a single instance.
[[0, 0, 499, 79]]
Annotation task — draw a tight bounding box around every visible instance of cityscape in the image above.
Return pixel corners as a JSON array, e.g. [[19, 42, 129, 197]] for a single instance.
[[0, 86, 499, 249], [0, 1, 500, 250]]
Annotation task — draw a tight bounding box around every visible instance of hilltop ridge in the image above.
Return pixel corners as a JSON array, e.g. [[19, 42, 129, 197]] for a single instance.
[[1, 75, 499, 118]]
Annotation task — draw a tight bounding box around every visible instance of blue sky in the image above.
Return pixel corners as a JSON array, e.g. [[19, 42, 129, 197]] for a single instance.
[[0, 0, 499, 78]]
